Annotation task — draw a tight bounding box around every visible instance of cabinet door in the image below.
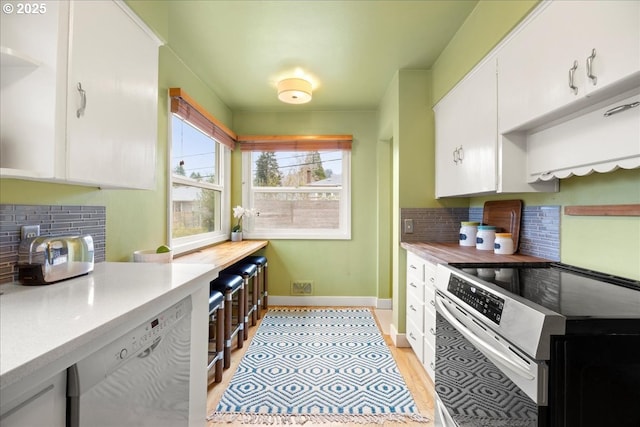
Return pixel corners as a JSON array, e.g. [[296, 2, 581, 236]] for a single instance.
[[0, 371, 66, 427], [66, 1, 159, 189], [580, 1, 640, 97], [497, 1, 584, 133], [435, 58, 497, 197], [0, 2, 68, 178], [498, 0, 640, 133]]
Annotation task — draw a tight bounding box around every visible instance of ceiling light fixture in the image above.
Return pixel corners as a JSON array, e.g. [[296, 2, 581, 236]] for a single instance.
[[277, 77, 312, 104]]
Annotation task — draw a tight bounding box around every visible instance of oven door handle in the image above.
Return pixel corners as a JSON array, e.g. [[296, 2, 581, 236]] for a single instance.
[[436, 295, 535, 381]]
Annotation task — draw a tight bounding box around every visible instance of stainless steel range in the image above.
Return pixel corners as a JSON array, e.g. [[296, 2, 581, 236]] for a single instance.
[[434, 262, 640, 427]]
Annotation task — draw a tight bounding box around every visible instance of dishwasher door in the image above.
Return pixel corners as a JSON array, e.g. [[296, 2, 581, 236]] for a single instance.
[[67, 296, 192, 427]]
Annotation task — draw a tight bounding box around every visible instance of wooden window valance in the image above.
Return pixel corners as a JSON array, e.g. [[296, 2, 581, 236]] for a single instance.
[[237, 135, 352, 152], [169, 88, 237, 150]]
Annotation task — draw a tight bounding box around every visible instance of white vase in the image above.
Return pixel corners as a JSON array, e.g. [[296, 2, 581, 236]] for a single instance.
[[231, 231, 243, 242]]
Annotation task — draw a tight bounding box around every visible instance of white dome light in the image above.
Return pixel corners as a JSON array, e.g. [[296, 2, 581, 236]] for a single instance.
[[277, 78, 312, 104]]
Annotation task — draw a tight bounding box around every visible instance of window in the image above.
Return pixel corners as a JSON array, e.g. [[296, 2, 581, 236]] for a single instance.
[[240, 136, 352, 240], [169, 89, 233, 254]]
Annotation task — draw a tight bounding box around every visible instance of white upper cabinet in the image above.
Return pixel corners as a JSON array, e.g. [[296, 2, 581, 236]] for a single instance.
[[498, 0, 640, 133], [66, 1, 160, 189], [0, 0, 161, 189], [435, 57, 498, 197], [434, 57, 557, 197], [0, 2, 68, 179]]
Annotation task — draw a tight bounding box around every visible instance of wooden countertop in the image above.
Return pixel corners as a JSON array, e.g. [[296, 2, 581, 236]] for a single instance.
[[401, 242, 551, 265], [174, 240, 268, 269]]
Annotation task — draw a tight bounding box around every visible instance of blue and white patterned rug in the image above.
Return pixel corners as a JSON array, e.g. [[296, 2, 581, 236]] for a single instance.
[[208, 308, 429, 424]]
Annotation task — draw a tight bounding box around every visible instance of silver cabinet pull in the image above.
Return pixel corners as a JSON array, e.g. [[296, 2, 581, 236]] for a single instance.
[[457, 145, 464, 163], [604, 102, 640, 117], [76, 82, 87, 118], [568, 60, 578, 94], [586, 48, 597, 85], [453, 148, 459, 164]]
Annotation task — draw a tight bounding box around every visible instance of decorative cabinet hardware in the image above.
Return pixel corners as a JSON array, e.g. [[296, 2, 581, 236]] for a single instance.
[[604, 102, 640, 117], [568, 60, 579, 94], [76, 82, 86, 118], [452, 146, 464, 165], [586, 48, 597, 85]]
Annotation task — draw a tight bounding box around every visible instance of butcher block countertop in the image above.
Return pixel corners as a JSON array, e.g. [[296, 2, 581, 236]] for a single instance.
[[174, 239, 268, 267], [401, 242, 551, 265]]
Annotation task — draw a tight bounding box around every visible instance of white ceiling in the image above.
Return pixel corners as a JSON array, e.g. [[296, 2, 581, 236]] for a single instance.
[[163, 1, 479, 112]]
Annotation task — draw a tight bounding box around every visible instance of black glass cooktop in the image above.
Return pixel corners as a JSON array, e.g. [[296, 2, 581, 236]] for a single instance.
[[449, 262, 640, 319]]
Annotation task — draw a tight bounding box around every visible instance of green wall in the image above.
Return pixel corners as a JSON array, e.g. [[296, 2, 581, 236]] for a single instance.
[[232, 111, 380, 299]]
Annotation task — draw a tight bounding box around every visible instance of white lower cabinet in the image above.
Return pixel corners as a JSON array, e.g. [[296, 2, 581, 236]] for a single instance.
[[0, 371, 66, 427], [405, 251, 436, 382]]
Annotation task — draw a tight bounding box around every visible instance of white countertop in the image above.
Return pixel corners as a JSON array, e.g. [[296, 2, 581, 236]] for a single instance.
[[0, 262, 218, 391]]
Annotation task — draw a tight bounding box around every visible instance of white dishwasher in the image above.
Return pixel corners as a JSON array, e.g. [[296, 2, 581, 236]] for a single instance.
[[67, 296, 192, 427]]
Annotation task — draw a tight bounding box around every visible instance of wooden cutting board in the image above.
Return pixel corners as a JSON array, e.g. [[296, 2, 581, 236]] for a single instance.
[[482, 200, 523, 252]]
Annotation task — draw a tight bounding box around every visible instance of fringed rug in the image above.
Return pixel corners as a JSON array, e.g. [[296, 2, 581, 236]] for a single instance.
[[208, 308, 429, 425]]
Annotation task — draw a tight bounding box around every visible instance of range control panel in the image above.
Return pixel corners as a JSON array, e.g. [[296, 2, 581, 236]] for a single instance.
[[448, 275, 504, 324]]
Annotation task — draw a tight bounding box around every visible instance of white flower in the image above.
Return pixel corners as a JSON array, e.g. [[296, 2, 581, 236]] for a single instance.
[[232, 206, 258, 232]]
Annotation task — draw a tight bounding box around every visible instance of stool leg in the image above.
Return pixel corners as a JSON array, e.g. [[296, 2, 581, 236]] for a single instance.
[[215, 302, 224, 383], [250, 274, 258, 326], [237, 284, 244, 349], [263, 262, 268, 311], [243, 275, 250, 341], [256, 265, 263, 320], [223, 291, 232, 369]]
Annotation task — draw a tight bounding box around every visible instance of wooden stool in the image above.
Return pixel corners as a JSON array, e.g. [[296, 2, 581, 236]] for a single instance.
[[222, 263, 258, 340], [245, 255, 268, 318], [210, 273, 244, 369], [207, 290, 224, 384]]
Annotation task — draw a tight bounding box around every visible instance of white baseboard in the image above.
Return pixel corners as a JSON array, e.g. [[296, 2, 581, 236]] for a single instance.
[[269, 295, 380, 307], [391, 323, 410, 348], [376, 298, 392, 310]]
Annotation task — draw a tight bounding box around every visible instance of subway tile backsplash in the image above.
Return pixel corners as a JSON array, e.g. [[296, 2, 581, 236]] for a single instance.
[[400, 205, 560, 261], [0, 204, 106, 284]]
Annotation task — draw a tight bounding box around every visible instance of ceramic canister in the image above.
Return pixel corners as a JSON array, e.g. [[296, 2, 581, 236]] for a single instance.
[[494, 233, 515, 255], [459, 221, 480, 246], [476, 225, 497, 250]]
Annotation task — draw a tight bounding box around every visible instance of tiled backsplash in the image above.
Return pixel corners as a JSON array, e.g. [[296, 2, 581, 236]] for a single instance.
[[400, 205, 560, 261], [0, 204, 106, 284]]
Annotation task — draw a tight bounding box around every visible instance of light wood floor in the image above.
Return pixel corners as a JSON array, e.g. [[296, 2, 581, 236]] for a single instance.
[[206, 306, 436, 426]]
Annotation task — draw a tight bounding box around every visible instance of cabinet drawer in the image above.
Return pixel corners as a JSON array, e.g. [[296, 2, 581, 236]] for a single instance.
[[425, 265, 437, 289], [423, 337, 436, 381], [406, 252, 425, 283], [407, 279, 426, 306], [407, 319, 424, 362], [424, 314, 436, 350], [406, 297, 424, 330]]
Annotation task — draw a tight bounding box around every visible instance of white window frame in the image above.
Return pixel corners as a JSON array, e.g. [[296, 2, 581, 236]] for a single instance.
[[241, 150, 351, 240], [168, 115, 230, 255]]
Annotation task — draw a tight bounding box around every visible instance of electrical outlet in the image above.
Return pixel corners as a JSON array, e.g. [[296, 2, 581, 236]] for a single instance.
[[403, 218, 414, 234], [21, 225, 40, 240], [291, 281, 313, 295]]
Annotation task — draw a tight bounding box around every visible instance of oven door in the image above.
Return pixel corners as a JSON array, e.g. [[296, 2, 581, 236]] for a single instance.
[[435, 291, 547, 427]]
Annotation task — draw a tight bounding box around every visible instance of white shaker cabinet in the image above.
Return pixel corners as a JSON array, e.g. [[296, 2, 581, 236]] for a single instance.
[[66, 0, 160, 189], [0, 2, 68, 180], [405, 251, 436, 382], [434, 57, 498, 198], [434, 57, 557, 197], [0, 371, 66, 427], [406, 252, 425, 363], [498, 0, 640, 133], [0, 1, 161, 189], [422, 260, 437, 381]]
